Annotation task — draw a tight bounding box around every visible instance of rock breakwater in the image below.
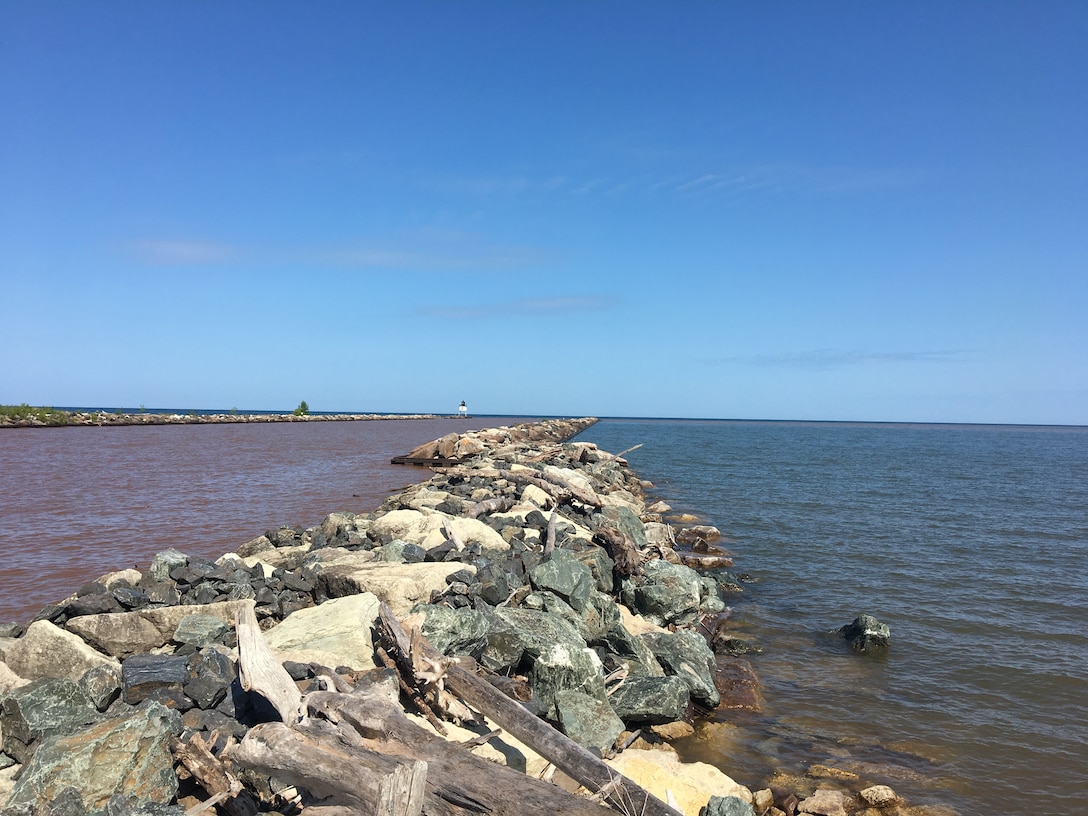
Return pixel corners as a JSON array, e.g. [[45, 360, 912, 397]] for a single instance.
[[0, 418, 921, 816], [0, 410, 443, 429]]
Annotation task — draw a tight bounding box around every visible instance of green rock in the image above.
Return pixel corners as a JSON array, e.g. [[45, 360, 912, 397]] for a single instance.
[[6, 701, 181, 812], [609, 676, 692, 724], [0, 677, 100, 764], [554, 689, 624, 755], [528, 550, 593, 612], [640, 630, 720, 708]]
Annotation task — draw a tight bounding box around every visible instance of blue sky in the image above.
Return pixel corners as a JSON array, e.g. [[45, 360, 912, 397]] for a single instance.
[[2, 2, 1085, 424]]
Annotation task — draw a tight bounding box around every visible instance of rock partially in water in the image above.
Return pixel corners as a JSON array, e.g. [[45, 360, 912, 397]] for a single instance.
[[838, 614, 890, 653]]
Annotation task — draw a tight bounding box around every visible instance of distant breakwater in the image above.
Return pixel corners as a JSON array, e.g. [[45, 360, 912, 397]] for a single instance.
[[0, 410, 446, 429]]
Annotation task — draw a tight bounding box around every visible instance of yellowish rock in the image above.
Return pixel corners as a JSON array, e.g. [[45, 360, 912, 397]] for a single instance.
[[606, 748, 751, 816]]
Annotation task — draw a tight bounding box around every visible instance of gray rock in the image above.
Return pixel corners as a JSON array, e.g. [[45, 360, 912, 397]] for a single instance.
[[172, 614, 231, 648], [701, 795, 755, 816], [838, 614, 890, 653], [528, 550, 594, 613], [554, 689, 624, 755], [601, 505, 649, 550], [5, 620, 119, 682], [591, 623, 664, 677], [183, 648, 236, 710], [797, 788, 846, 816], [418, 605, 490, 657], [574, 547, 615, 593], [634, 560, 703, 627], [0, 677, 100, 763], [121, 654, 190, 706], [78, 663, 122, 712], [609, 676, 692, 724], [5, 701, 181, 812], [640, 630, 720, 708], [530, 641, 607, 720], [146, 549, 188, 583]]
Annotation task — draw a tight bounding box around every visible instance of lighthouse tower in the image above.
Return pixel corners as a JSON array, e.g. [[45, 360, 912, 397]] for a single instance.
[[458, 400, 468, 418]]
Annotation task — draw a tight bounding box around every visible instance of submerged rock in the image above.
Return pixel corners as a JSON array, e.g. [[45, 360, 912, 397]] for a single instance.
[[838, 614, 891, 653]]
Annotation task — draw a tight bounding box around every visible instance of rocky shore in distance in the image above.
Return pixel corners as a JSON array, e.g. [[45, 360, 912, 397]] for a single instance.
[[0, 410, 444, 429], [0, 417, 929, 816]]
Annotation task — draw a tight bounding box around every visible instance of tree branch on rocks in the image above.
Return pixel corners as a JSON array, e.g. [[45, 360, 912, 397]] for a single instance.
[[463, 496, 516, 519]]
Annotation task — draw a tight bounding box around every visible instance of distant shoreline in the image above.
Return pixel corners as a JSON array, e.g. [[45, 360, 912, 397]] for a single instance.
[[0, 409, 452, 429]]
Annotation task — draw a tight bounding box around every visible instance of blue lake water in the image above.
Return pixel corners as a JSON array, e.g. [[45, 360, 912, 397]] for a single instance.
[[576, 419, 1088, 816]]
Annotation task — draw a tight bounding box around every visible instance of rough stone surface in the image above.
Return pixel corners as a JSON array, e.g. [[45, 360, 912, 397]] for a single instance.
[[701, 796, 756, 816], [609, 675, 692, 724], [121, 654, 190, 706], [528, 550, 594, 612], [4, 620, 118, 682], [640, 630, 721, 708], [798, 789, 847, 816], [531, 642, 607, 720], [859, 785, 899, 808], [263, 592, 381, 671], [607, 749, 752, 816], [5, 702, 181, 812], [78, 662, 123, 712], [313, 561, 472, 617], [172, 614, 232, 648], [839, 614, 890, 653], [553, 689, 624, 754], [0, 677, 100, 764]]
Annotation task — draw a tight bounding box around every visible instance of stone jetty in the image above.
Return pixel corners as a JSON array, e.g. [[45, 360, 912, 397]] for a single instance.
[[0, 418, 915, 816], [0, 410, 443, 429]]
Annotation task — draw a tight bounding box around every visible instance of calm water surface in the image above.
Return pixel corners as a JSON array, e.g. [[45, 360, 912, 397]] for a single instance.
[[576, 420, 1088, 816], [0, 417, 524, 621]]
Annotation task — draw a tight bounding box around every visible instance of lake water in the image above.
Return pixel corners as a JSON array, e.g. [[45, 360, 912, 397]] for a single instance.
[[575, 419, 1088, 816], [0, 416, 523, 621], [1, 416, 1085, 815]]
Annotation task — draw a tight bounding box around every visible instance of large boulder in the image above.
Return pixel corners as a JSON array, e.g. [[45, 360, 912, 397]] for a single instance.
[[65, 601, 249, 659], [4, 701, 181, 812], [633, 560, 704, 627], [4, 620, 119, 682], [640, 630, 720, 709], [554, 689, 624, 754], [609, 676, 692, 724], [606, 749, 751, 816], [262, 593, 381, 671], [0, 677, 100, 763], [528, 550, 594, 613], [531, 641, 609, 721], [312, 562, 474, 618]]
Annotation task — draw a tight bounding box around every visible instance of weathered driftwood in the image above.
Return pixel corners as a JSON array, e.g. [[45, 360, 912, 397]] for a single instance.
[[174, 731, 258, 816], [378, 605, 682, 816], [543, 510, 558, 555], [464, 495, 516, 519], [235, 600, 302, 722], [439, 466, 601, 509]]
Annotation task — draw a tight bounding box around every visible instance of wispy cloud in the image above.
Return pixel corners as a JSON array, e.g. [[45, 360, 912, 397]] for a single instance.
[[421, 295, 617, 321], [125, 237, 549, 272], [127, 240, 239, 266], [703, 348, 964, 370]]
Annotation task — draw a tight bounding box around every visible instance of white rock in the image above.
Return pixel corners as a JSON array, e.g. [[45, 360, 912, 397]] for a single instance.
[[606, 749, 751, 816], [310, 561, 475, 617], [263, 593, 382, 671], [4, 620, 119, 682], [859, 785, 899, 808]]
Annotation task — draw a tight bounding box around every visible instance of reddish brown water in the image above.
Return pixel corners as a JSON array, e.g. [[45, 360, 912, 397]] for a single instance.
[[0, 416, 526, 622]]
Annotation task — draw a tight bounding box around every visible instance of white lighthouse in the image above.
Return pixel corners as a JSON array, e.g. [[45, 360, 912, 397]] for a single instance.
[[458, 400, 468, 418]]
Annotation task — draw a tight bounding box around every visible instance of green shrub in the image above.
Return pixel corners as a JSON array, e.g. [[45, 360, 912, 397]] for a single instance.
[[293, 400, 310, 416]]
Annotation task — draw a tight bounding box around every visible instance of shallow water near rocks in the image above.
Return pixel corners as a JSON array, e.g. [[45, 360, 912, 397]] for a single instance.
[[575, 419, 1088, 816]]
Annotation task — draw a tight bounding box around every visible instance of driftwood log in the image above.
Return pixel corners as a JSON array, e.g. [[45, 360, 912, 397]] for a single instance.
[[226, 600, 682, 816], [438, 466, 602, 509]]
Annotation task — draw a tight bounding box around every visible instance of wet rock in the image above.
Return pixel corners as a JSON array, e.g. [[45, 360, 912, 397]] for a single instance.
[[806, 763, 859, 782], [701, 795, 756, 816], [609, 675, 692, 724], [4, 701, 181, 812], [640, 630, 720, 708], [859, 785, 899, 808], [797, 789, 847, 816], [0, 677, 100, 763], [554, 689, 624, 754], [839, 614, 890, 653], [714, 659, 764, 711]]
